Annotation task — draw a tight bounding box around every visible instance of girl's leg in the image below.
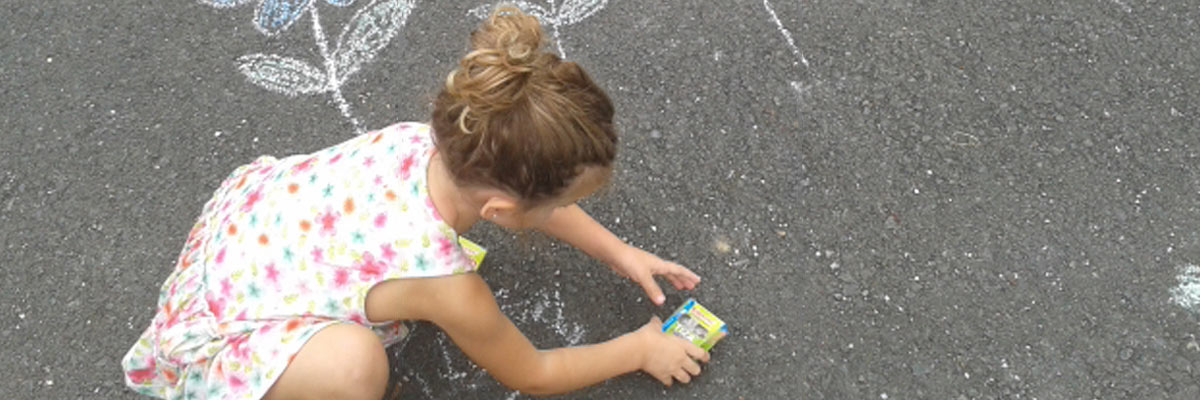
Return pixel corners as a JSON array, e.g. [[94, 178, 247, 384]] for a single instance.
[[262, 324, 389, 400]]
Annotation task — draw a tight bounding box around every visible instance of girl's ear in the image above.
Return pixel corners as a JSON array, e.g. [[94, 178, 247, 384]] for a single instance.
[[479, 196, 520, 222]]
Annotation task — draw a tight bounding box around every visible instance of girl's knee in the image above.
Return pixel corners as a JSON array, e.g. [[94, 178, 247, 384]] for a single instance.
[[266, 324, 389, 400], [324, 325, 389, 399]]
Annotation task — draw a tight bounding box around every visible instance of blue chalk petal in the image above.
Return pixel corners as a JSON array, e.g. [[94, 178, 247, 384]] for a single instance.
[[256, 0, 313, 34]]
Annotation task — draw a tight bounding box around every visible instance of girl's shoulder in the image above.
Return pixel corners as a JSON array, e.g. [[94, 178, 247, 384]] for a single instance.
[[376, 122, 433, 144]]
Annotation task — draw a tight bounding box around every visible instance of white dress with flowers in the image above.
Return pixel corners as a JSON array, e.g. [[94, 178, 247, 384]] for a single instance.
[[122, 123, 484, 399]]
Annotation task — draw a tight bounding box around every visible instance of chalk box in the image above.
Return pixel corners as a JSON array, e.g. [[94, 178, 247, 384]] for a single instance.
[[662, 298, 728, 351], [458, 237, 487, 267]]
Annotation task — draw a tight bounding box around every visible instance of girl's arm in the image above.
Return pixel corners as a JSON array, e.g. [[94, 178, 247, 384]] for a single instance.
[[536, 204, 626, 265], [405, 273, 708, 394], [537, 205, 701, 305]]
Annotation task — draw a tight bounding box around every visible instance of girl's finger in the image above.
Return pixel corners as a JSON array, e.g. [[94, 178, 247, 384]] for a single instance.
[[683, 359, 702, 376], [664, 273, 687, 290], [667, 262, 701, 283], [669, 271, 697, 290], [684, 341, 711, 363], [635, 272, 666, 305], [654, 372, 673, 386], [672, 369, 692, 384]]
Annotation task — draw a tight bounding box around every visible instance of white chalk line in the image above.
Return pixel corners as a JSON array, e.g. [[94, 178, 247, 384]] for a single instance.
[[1171, 264, 1200, 314], [763, 0, 808, 67], [310, 4, 363, 134], [235, 1, 416, 136]]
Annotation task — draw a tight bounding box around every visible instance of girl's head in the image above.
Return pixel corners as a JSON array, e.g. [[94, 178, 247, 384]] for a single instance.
[[431, 6, 617, 229]]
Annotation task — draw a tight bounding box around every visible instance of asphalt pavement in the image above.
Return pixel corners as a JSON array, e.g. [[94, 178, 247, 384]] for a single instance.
[[2, 0, 1199, 399]]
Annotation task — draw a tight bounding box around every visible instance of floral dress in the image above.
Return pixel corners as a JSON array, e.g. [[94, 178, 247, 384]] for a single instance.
[[122, 122, 484, 399]]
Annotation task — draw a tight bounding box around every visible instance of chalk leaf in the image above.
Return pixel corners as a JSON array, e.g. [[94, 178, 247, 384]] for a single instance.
[[236, 54, 328, 96], [333, 0, 415, 82], [556, 0, 607, 25]]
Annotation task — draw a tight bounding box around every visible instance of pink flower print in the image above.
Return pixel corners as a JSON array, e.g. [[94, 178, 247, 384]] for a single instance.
[[398, 154, 416, 179], [228, 374, 247, 392], [330, 154, 343, 164], [264, 263, 280, 286], [363, 156, 375, 167], [310, 247, 324, 263], [436, 237, 455, 259], [374, 213, 388, 228], [316, 207, 340, 236], [333, 269, 350, 288], [242, 189, 263, 212], [380, 243, 396, 262], [292, 157, 316, 174], [374, 175, 384, 185], [410, 134, 422, 144], [206, 294, 226, 319], [216, 247, 227, 264], [125, 358, 157, 385], [348, 314, 366, 325], [220, 278, 234, 298], [355, 252, 384, 281], [227, 335, 251, 361]]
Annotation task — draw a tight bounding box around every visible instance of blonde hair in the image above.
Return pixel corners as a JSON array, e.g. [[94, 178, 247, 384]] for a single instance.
[[431, 5, 617, 208]]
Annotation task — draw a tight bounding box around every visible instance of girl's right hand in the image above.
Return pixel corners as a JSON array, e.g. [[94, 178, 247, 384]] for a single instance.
[[635, 316, 710, 386]]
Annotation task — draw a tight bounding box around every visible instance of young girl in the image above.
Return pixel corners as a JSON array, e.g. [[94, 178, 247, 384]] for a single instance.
[[122, 7, 708, 399]]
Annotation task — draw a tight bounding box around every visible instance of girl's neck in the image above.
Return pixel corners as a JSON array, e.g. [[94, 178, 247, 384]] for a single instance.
[[426, 151, 480, 234]]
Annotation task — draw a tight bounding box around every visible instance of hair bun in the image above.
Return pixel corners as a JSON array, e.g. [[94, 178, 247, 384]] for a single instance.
[[445, 5, 552, 133], [469, 5, 545, 71]]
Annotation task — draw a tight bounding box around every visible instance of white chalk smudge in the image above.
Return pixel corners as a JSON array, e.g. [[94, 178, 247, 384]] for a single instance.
[[406, 287, 585, 399], [468, 0, 608, 59], [436, 334, 469, 381], [790, 80, 814, 99], [498, 287, 587, 345], [763, 0, 808, 67], [411, 373, 436, 399], [1171, 264, 1200, 313]]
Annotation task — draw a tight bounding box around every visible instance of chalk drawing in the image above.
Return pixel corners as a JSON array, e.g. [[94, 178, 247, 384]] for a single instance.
[[403, 286, 587, 398], [762, 0, 807, 68], [1170, 264, 1200, 314], [202, 0, 414, 134], [762, 0, 812, 100], [468, 0, 609, 58]]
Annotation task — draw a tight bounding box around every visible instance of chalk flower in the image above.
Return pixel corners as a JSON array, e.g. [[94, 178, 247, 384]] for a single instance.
[[201, 0, 414, 134], [202, 0, 357, 36]]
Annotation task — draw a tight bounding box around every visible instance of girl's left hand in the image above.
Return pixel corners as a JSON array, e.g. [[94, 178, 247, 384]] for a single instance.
[[609, 245, 701, 305]]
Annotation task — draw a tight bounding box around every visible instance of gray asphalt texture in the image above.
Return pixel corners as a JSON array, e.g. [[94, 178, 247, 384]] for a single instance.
[[3, 0, 1200, 399]]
